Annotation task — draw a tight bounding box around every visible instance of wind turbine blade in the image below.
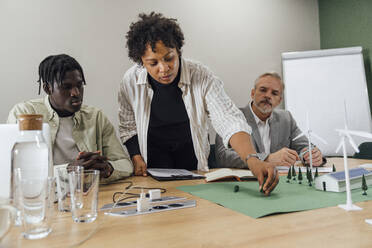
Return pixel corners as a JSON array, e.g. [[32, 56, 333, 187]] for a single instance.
[[335, 139, 343, 153], [311, 132, 328, 144], [293, 132, 306, 141], [343, 100, 348, 130], [346, 133, 360, 153], [347, 130, 372, 139]]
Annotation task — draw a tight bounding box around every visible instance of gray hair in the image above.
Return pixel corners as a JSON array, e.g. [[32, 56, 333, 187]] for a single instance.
[[254, 72, 285, 92]]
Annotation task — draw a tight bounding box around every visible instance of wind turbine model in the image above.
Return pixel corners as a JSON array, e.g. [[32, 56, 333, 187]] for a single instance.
[[293, 112, 327, 179], [335, 102, 372, 211]]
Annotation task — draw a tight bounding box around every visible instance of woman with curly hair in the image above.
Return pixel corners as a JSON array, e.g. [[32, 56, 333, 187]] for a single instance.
[[119, 12, 278, 195]]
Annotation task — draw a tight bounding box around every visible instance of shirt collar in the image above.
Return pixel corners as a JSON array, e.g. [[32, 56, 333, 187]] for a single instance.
[[136, 57, 191, 86], [44, 96, 81, 126], [179, 57, 191, 85], [249, 101, 272, 125], [136, 66, 148, 85], [44, 96, 56, 121]]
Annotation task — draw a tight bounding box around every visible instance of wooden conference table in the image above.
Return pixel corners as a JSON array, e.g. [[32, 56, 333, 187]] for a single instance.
[[2, 158, 372, 248]]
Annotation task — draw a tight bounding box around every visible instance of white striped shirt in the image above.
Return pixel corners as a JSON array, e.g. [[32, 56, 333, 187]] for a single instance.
[[118, 58, 251, 171]]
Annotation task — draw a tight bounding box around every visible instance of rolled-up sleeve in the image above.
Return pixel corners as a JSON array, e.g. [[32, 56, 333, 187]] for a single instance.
[[118, 75, 138, 144], [203, 72, 252, 148]]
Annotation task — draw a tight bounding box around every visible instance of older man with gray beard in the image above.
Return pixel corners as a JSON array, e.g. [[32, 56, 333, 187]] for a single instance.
[[215, 72, 324, 168]]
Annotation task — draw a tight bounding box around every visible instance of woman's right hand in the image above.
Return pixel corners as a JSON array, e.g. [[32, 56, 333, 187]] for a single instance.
[[132, 154, 147, 176]]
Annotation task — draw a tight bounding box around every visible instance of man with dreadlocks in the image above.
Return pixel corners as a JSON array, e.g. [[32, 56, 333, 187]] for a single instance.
[[8, 54, 133, 183]]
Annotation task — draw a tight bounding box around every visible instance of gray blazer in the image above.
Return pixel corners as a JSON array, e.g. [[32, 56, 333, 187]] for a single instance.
[[215, 104, 308, 168]]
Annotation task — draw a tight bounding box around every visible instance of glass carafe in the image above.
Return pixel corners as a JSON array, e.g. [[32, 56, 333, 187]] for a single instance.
[[10, 114, 49, 225]]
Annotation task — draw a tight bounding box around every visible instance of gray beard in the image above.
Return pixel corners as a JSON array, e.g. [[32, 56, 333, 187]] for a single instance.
[[253, 101, 273, 114]]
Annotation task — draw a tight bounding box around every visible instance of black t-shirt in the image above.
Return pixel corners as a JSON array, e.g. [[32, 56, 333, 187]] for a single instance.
[[124, 61, 198, 170], [147, 65, 191, 142]]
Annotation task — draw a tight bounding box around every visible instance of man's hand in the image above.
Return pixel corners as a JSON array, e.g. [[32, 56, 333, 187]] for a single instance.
[[266, 147, 300, 166], [302, 147, 323, 166], [132, 154, 147, 176], [247, 158, 279, 196], [67, 151, 114, 178]]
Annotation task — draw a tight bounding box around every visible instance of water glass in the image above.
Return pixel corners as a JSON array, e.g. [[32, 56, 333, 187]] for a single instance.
[[69, 170, 99, 223], [0, 198, 16, 240], [14, 168, 54, 240], [55, 166, 83, 212]]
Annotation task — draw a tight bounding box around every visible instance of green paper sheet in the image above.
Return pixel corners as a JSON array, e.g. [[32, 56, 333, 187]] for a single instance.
[[177, 176, 372, 218]]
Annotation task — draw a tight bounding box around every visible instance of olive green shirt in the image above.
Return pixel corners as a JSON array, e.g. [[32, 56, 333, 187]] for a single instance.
[[7, 96, 133, 183]]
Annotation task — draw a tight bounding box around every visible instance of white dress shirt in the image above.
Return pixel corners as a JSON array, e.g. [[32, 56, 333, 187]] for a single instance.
[[249, 102, 272, 154], [118, 58, 251, 171]]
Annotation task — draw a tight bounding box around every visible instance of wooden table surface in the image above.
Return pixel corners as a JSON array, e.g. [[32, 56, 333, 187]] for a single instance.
[[2, 158, 372, 248]]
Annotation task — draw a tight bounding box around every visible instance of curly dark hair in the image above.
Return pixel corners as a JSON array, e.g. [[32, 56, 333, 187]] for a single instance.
[[126, 12, 185, 64]]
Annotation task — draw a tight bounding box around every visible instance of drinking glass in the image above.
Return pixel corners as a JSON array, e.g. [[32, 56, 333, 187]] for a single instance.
[[55, 166, 83, 212], [0, 198, 16, 240], [69, 170, 99, 223], [14, 168, 54, 239]]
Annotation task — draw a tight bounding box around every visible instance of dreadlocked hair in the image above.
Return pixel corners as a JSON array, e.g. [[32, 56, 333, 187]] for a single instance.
[[37, 54, 86, 94], [126, 12, 185, 65]]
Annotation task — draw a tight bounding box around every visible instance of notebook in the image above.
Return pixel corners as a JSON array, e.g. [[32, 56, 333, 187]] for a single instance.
[[147, 168, 204, 181]]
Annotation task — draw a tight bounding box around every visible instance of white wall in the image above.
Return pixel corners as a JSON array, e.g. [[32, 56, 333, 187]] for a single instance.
[[0, 0, 320, 132]]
